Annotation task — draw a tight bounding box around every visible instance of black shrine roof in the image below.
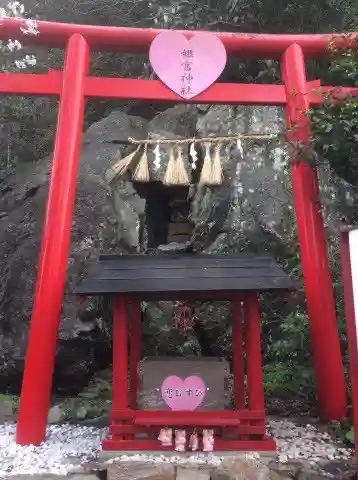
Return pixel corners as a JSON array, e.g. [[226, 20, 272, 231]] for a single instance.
[[75, 253, 295, 298]]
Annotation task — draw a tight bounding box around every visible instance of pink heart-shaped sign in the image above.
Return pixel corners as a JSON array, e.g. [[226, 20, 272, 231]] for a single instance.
[[161, 375, 206, 410], [149, 32, 227, 99]]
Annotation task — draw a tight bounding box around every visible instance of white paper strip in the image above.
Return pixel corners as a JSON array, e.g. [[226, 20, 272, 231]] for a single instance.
[[153, 144, 161, 170], [189, 142, 198, 170]]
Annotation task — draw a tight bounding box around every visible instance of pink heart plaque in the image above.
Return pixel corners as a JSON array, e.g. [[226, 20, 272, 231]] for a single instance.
[[161, 375, 206, 410], [149, 32, 227, 99]]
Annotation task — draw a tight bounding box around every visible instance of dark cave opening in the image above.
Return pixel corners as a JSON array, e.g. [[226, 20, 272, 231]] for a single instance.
[[133, 181, 193, 249]]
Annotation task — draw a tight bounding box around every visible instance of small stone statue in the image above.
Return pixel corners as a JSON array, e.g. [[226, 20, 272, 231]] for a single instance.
[[157, 428, 173, 447], [202, 429, 214, 452], [174, 429, 186, 452], [189, 431, 199, 451]]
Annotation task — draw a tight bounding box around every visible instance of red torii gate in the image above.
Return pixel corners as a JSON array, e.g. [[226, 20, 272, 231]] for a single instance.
[[2, 17, 357, 446]]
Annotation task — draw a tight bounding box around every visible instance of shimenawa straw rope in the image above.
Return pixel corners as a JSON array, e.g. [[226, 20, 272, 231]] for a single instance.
[[107, 132, 280, 186]]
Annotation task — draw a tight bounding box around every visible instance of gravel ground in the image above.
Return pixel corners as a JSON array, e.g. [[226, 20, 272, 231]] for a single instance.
[[0, 424, 107, 477], [267, 419, 353, 464], [0, 420, 354, 477]]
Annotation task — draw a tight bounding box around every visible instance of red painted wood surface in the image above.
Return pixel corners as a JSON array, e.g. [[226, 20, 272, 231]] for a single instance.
[[86, 78, 285, 104], [0, 70, 357, 105], [130, 298, 141, 409], [109, 424, 266, 435], [232, 296, 245, 409], [133, 418, 242, 426], [112, 409, 265, 420], [102, 438, 276, 451], [1, 17, 358, 58], [112, 296, 129, 411], [244, 294, 265, 411], [281, 43, 346, 421], [15, 34, 90, 446]]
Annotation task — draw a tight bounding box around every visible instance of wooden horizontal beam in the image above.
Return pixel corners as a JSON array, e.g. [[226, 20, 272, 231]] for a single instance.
[[0, 71, 284, 104], [134, 417, 242, 426], [0, 71, 62, 96], [0, 70, 356, 105], [111, 409, 265, 420], [109, 424, 266, 434], [1, 18, 358, 58], [102, 437, 276, 451], [86, 77, 285, 104]]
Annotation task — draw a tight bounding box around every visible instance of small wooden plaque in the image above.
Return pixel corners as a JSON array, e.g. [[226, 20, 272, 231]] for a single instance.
[[138, 356, 230, 411]]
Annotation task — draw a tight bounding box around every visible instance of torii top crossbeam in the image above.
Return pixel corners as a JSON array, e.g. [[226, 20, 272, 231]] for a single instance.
[[1, 17, 358, 57]]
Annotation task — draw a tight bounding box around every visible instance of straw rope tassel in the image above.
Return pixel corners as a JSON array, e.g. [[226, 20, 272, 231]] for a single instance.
[[163, 145, 177, 185], [209, 142, 223, 185], [199, 142, 213, 185], [105, 144, 142, 184], [133, 144, 150, 182], [174, 146, 190, 185]]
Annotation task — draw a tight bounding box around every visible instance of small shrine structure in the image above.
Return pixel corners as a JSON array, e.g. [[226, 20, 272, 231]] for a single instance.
[[75, 253, 294, 451]]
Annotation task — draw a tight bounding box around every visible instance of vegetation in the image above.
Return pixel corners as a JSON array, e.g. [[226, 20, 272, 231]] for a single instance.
[[310, 42, 358, 190]]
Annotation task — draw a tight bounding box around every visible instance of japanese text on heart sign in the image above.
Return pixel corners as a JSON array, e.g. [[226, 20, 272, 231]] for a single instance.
[[180, 48, 194, 97], [164, 387, 205, 399]]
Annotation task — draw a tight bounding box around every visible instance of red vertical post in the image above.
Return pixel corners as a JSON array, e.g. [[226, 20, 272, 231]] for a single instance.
[[16, 34, 89, 446], [112, 296, 129, 411], [244, 294, 265, 411], [130, 298, 141, 409], [281, 43, 346, 421], [232, 296, 245, 409], [340, 227, 358, 468]]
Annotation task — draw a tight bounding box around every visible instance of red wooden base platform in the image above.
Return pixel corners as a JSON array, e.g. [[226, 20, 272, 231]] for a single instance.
[[102, 437, 276, 451], [102, 409, 276, 452]]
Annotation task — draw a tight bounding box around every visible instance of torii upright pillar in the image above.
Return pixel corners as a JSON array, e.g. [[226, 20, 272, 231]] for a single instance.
[[282, 44, 346, 420], [16, 33, 90, 445]]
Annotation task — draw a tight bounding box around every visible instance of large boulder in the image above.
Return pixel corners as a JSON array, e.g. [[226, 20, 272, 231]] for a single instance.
[[0, 110, 149, 394], [0, 103, 354, 395], [190, 104, 287, 253]]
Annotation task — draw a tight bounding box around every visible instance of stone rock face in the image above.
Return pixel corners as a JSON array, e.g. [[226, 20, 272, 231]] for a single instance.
[[176, 467, 210, 480], [0, 103, 354, 395], [146, 104, 197, 182], [107, 463, 176, 480], [211, 455, 272, 480], [191, 105, 286, 254], [0, 395, 16, 423], [0, 110, 149, 394], [47, 405, 65, 424]]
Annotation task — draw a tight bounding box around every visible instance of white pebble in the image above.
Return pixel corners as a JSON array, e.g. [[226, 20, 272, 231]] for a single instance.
[[267, 419, 354, 463], [0, 423, 106, 477]]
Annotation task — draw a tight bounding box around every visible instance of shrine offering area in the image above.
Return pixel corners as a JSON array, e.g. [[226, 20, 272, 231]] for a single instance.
[[74, 253, 294, 452]]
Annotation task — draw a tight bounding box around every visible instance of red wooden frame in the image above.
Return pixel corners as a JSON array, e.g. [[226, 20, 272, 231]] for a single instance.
[[232, 296, 245, 409], [0, 17, 358, 56], [7, 16, 356, 445], [103, 293, 275, 452]]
